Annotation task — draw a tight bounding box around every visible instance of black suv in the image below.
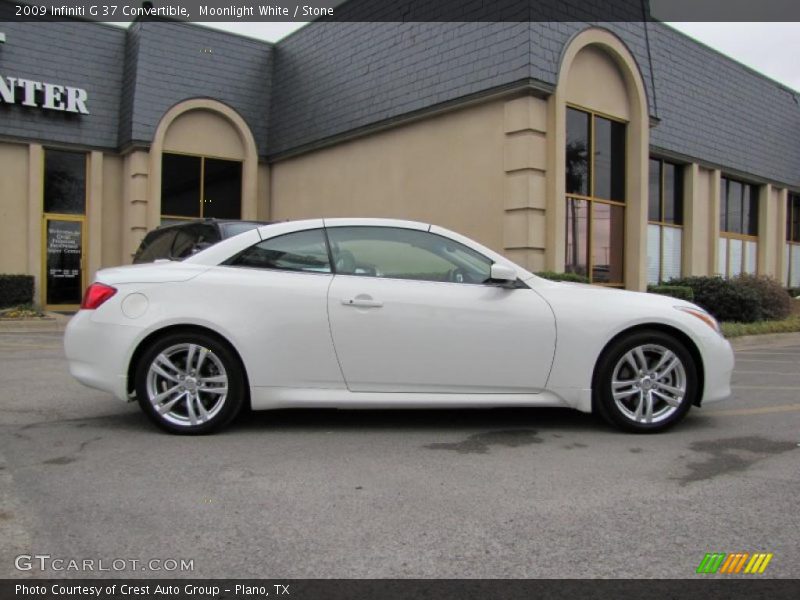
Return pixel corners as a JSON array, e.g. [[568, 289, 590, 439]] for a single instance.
[[133, 219, 269, 264]]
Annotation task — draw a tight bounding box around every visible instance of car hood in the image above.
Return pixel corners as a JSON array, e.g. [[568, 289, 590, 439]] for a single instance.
[[94, 261, 211, 285]]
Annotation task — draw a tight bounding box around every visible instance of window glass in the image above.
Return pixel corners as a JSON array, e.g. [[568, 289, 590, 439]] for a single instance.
[[744, 185, 759, 236], [727, 180, 743, 233], [229, 229, 331, 273], [662, 226, 682, 281], [591, 203, 624, 284], [648, 159, 661, 221], [793, 195, 800, 242], [135, 229, 177, 263], [566, 108, 590, 197], [326, 227, 492, 284], [203, 159, 242, 219], [44, 150, 86, 214], [171, 225, 219, 259], [565, 198, 589, 278], [646, 224, 661, 285], [221, 222, 264, 238], [162, 154, 201, 217], [719, 178, 728, 232], [594, 117, 626, 201], [663, 163, 683, 224]]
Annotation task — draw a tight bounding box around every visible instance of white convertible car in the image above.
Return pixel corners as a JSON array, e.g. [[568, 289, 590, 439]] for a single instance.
[[65, 218, 733, 434]]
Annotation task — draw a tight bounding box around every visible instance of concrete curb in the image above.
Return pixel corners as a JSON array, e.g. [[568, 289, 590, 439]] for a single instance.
[[728, 331, 800, 350], [0, 312, 72, 334]]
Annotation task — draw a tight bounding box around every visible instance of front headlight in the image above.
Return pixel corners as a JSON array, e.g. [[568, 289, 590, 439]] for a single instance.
[[676, 306, 721, 335]]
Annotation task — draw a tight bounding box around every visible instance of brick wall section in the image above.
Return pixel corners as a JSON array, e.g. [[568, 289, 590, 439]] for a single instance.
[[121, 22, 272, 155], [648, 22, 800, 188], [0, 22, 125, 149]]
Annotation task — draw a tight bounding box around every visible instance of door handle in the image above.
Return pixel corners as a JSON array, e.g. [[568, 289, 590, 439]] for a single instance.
[[342, 297, 383, 308]]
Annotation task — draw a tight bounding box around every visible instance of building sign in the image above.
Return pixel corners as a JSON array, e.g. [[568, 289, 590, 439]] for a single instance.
[[46, 219, 83, 306], [0, 75, 89, 114]]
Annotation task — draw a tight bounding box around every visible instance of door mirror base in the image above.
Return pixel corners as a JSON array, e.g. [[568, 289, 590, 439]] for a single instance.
[[489, 263, 518, 288]]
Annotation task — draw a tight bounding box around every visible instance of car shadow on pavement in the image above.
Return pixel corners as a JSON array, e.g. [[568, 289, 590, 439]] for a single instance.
[[229, 406, 602, 434]]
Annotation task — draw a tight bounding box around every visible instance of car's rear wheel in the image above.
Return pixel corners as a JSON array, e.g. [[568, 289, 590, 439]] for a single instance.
[[594, 330, 697, 433], [135, 331, 244, 434]]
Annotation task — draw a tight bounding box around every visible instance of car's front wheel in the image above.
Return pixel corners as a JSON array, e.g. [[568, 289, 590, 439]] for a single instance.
[[594, 330, 698, 433], [135, 331, 245, 434]]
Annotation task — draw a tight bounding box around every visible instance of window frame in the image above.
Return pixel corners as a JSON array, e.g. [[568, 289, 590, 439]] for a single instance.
[[160, 151, 243, 222], [648, 158, 685, 284], [719, 176, 759, 277], [565, 104, 627, 287]]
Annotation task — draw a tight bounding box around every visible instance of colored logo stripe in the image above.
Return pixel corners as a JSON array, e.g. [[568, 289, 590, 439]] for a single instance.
[[744, 553, 773, 574], [697, 552, 773, 574], [697, 553, 726, 574]]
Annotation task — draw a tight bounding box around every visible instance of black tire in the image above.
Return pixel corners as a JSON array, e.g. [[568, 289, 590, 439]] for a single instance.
[[593, 329, 698, 433], [135, 331, 245, 434]]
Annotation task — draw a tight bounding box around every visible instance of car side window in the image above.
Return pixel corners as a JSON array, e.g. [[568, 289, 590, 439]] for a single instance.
[[227, 229, 331, 273], [326, 226, 492, 284]]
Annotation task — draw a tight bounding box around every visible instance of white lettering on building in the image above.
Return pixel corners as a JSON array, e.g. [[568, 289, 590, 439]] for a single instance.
[[0, 75, 89, 114]]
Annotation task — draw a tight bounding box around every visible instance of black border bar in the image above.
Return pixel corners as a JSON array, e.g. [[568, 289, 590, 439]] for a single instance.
[[3, 0, 800, 23]]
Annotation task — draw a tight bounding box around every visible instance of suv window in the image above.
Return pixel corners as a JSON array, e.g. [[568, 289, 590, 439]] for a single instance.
[[326, 226, 492, 284], [134, 229, 178, 263], [171, 224, 220, 259], [228, 229, 331, 273]]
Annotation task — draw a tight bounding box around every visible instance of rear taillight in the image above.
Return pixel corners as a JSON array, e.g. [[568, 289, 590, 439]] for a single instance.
[[81, 283, 117, 310]]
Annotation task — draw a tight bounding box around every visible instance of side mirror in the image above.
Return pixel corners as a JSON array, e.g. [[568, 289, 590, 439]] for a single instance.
[[489, 263, 518, 288]]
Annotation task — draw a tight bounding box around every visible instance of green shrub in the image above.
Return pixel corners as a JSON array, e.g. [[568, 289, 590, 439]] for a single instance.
[[667, 276, 762, 323], [647, 285, 695, 302], [535, 271, 590, 284], [0, 275, 34, 308], [733, 274, 792, 321], [788, 287, 800, 299]]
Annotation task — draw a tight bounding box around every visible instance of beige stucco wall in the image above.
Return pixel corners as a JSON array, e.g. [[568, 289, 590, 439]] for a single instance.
[[163, 109, 245, 159], [0, 142, 30, 275], [101, 154, 125, 269], [564, 45, 630, 120], [270, 99, 507, 254]]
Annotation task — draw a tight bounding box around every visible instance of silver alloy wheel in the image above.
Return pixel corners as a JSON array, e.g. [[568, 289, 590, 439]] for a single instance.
[[145, 343, 228, 427], [610, 343, 687, 425]]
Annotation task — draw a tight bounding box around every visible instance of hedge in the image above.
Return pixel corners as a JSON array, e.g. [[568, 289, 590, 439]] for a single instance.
[[734, 274, 792, 321], [0, 275, 35, 308], [535, 271, 590, 284], [647, 285, 695, 302], [666, 275, 793, 323]]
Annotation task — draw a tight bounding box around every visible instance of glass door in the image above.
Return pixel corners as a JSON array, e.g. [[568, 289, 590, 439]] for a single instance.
[[43, 215, 85, 309], [41, 149, 87, 310]]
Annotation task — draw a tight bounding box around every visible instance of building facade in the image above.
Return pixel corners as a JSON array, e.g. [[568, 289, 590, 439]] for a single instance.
[[1, 12, 799, 309]]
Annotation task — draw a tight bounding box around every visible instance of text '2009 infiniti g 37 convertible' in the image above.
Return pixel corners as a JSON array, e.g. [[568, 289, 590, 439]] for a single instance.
[[65, 218, 733, 434]]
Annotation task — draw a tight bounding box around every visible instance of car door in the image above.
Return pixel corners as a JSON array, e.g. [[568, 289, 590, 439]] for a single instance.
[[204, 225, 345, 391], [326, 225, 556, 394]]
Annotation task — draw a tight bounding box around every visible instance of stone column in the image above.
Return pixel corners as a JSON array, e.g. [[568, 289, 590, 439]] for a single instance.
[[502, 95, 548, 273]]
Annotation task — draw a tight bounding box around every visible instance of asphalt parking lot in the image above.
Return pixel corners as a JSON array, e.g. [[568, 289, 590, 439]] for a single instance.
[[1, 327, 798, 579]]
